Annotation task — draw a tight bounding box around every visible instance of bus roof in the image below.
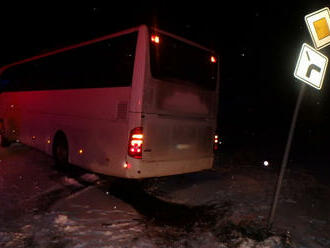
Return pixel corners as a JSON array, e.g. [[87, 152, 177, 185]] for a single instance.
[[150, 27, 215, 54], [0, 25, 216, 74], [0, 26, 140, 74]]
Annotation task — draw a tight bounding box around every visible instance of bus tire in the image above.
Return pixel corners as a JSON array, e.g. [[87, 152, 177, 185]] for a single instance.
[[0, 134, 10, 147], [53, 131, 69, 168]]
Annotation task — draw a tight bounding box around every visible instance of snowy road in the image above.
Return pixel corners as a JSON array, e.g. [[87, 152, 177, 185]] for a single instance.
[[1, 143, 329, 248], [0, 144, 144, 247]]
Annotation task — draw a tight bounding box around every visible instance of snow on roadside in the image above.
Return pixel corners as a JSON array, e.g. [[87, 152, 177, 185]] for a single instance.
[[0, 210, 141, 248], [0, 193, 291, 248], [54, 214, 71, 225], [0, 232, 24, 248], [80, 173, 99, 183], [62, 176, 84, 188]]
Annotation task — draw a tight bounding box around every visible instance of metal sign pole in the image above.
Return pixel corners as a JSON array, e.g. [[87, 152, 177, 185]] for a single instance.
[[268, 83, 306, 227]]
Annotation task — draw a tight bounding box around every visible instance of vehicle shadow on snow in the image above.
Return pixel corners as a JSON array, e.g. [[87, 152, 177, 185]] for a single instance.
[[106, 177, 230, 228], [31, 163, 103, 214], [104, 178, 284, 247]]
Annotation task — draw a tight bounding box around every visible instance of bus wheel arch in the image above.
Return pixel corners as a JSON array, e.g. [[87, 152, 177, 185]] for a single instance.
[[53, 130, 69, 167]]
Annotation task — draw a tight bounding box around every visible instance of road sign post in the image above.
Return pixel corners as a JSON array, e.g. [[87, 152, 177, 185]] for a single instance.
[[268, 7, 329, 228], [268, 83, 305, 227]]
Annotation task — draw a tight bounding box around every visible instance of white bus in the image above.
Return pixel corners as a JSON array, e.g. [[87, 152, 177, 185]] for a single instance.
[[0, 25, 219, 179]]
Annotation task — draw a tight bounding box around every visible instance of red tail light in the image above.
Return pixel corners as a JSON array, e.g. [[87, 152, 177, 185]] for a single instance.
[[128, 127, 143, 159], [213, 134, 219, 151]]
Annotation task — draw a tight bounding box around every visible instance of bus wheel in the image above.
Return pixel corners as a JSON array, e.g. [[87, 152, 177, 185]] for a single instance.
[[0, 134, 10, 147], [53, 132, 69, 168]]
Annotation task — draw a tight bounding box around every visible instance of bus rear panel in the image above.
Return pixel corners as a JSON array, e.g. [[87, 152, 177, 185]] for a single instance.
[[125, 27, 219, 178]]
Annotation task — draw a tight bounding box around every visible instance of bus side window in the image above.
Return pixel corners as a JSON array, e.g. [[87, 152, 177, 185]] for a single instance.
[[0, 32, 138, 92], [1, 63, 38, 92], [0, 67, 20, 92], [34, 32, 138, 90], [0, 78, 10, 92]]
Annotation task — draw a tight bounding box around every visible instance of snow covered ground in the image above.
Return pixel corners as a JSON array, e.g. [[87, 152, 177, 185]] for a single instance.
[[0, 144, 329, 247], [142, 159, 330, 248]]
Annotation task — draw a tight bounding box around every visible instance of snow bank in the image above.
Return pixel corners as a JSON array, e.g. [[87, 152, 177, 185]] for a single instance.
[[80, 173, 99, 183], [62, 177, 83, 187], [54, 214, 69, 225]]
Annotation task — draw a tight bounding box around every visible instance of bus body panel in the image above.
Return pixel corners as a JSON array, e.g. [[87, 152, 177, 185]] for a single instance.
[[1, 87, 132, 177], [131, 80, 217, 178], [142, 114, 214, 161], [126, 156, 213, 179], [128, 25, 148, 114], [143, 78, 217, 117]]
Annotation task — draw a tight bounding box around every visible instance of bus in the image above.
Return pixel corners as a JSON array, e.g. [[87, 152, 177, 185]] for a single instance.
[[0, 25, 220, 179]]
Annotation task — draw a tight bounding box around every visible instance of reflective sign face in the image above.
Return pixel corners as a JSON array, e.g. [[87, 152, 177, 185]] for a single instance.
[[305, 7, 330, 50], [294, 43, 328, 90]]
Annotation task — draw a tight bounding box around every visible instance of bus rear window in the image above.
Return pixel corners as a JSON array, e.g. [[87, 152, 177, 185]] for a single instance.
[[150, 33, 217, 91]]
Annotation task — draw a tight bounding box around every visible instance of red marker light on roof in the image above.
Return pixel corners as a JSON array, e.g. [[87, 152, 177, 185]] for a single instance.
[[151, 35, 160, 44], [210, 56, 217, 63]]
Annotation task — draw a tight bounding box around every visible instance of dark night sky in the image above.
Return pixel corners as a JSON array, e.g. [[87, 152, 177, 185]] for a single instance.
[[1, 3, 330, 164]]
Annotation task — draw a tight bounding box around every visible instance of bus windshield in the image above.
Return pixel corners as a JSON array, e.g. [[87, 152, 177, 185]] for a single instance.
[[150, 33, 217, 91]]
